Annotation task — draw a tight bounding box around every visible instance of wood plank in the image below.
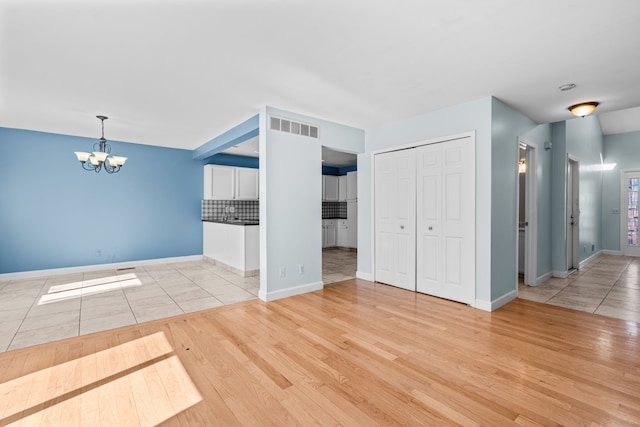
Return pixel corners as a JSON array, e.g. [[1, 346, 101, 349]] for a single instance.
[[0, 279, 638, 426]]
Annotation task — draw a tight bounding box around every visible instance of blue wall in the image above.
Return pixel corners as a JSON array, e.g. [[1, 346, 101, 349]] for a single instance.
[[491, 98, 552, 294], [602, 130, 640, 251], [205, 153, 259, 169], [549, 116, 604, 272], [0, 127, 203, 274], [321, 165, 357, 175]]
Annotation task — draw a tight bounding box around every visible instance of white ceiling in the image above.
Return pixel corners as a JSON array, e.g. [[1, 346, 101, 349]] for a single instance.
[[2, 0, 640, 150]]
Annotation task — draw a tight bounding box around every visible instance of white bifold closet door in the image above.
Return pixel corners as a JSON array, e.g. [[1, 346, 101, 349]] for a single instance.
[[375, 136, 475, 305], [374, 149, 416, 291], [415, 140, 475, 304]]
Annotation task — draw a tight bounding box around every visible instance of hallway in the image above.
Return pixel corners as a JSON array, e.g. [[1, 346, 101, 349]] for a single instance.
[[518, 254, 640, 323]]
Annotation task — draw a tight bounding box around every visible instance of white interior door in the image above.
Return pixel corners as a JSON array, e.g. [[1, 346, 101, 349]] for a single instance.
[[622, 171, 640, 256], [416, 138, 475, 304], [374, 149, 416, 291]]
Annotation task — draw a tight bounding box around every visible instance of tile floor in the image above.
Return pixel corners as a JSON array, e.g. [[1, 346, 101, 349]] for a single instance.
[[518, 254, 640, 323], [322, 247, 358, 285], [0, 248, 357, 353]]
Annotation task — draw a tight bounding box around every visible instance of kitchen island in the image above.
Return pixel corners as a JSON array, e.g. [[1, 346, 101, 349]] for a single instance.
[[203, 220, 259, 276]]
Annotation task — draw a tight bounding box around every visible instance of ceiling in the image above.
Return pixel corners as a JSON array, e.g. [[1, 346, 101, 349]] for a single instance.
[[2, 0, 640, 150]]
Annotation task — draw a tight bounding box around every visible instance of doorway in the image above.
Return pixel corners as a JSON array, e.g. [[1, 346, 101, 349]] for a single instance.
[[516, 138, 538, 286], [621, 170, 640, 257], [321, 147, 358, 284], [567, 156, 580, 271]]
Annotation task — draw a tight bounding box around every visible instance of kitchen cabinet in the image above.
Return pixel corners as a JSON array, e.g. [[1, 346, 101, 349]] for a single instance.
[[203, 221, 260, 275], [347, 171, 357, 200], [235, 167, 259, 200], [338, 175, 347, 201], [323, 175, 339, 201], [204, 165, 259, 200], [322, 219, 337, 248], [337, 219, 348, 247]]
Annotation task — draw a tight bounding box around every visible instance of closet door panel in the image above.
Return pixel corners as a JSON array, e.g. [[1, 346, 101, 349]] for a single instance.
[[374, 150, 416, 291]]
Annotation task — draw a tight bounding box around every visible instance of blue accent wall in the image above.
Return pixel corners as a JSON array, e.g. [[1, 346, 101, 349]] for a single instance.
[[0, 127, 203, 274], [205, 153, 259, 169], [322, 166, 340, 175], [322, 165, 357, 175]]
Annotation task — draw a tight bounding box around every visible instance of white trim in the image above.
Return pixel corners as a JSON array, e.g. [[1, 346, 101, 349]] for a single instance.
[[369, 131, 475, 157], [552, 270, 570, 279], [602, 250, 623, 256], [474, 289, 517, 312], [579, 250, 601, 269], [0, 255, 204, 281], [258, 281, 323, 302], [534, 271, 553, 286], [356, 271, 374, 281], [567, 155, 580, 270], [517, 137, 538, 286]]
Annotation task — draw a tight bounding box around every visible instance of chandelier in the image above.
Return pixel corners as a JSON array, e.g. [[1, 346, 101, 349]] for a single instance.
[[74, 115, 127, 173]]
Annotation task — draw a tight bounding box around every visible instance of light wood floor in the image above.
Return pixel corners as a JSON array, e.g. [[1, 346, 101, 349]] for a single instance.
[[1, 279, 638, 426]]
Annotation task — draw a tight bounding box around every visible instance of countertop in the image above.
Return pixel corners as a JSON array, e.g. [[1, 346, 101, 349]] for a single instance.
[[203, 219, 259, 226]]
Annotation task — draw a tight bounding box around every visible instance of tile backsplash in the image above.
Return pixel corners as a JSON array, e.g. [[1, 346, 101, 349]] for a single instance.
[[203, 200, 344, 221], [202, 200, 259, 221], [322, 201, 347, 219]]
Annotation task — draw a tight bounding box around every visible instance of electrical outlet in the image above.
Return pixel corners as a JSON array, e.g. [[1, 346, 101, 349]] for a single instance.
[[96, 249, 102, 257], [299, 264, 304, 275], [279, 267, 286, 278], [612, 209, 620, 214]]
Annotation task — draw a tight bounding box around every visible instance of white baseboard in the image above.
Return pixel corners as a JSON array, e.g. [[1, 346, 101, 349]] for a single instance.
[[602, 250, 623, 256], [258, 281, 323, 302], [475, 289, 518, 312], [0, 255, 204, 281], [356, 271, 374, 281], [552, 270, 570, 279], [579, 250, 602, 269], [533, 271, 553, 286]]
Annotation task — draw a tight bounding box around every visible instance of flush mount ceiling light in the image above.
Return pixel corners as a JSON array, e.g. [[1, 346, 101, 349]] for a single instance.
[[568, 102, 600, 118], [74, 115, 127, 173]]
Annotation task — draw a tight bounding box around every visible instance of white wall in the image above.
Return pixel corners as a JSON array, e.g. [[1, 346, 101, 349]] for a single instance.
[[259, 106, 364, 301]]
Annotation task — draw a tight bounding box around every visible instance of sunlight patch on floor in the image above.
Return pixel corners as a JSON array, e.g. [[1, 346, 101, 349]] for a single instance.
[[39, 273, 142, 305], [0, 332, 202, 426]]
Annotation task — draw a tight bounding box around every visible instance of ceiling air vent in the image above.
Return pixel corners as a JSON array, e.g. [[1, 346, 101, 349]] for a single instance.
[[270, 116, 319, 139]]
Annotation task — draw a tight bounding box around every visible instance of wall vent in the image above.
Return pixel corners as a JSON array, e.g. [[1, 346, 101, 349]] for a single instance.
[[270, 116, 319, 139]]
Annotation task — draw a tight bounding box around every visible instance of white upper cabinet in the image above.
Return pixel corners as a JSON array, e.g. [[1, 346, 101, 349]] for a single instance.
[[205, 165, 235, 200], [323, 175, 339, 201], [338, 175, 347, 201], [347, 171, 357, 200], [204, 165, 259, 200], [235, 167, 259, 200]]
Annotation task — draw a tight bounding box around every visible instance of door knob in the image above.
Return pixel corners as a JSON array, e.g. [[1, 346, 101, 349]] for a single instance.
[[428, 226, 433, 230], [400, 225, 404, 230]]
